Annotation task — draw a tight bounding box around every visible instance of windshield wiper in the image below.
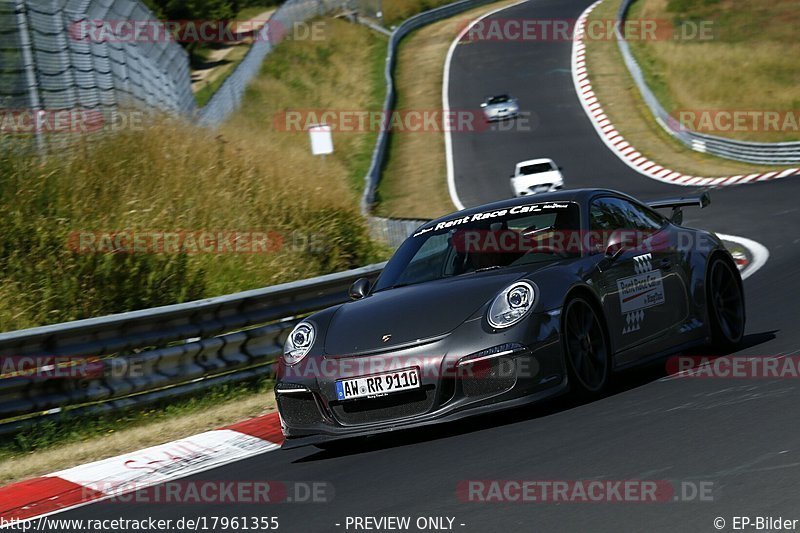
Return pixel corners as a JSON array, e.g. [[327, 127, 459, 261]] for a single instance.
[[522, 225, 555, 237]]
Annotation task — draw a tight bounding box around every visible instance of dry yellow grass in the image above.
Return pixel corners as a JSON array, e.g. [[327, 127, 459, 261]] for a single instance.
[[377, 0, 520, 219], [627, 0, 800, 143], [0, 19, 385, 482], [381, 0, 457, 25], [0, 19, 388, 331], [583, 0, 794, 176], [224, 19, 388, 193], [2, 3, 542, 487], [0, 393, 276, 486]]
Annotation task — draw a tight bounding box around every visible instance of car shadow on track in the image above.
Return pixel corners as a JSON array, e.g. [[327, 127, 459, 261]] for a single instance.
[[293, 331, 776, 462]]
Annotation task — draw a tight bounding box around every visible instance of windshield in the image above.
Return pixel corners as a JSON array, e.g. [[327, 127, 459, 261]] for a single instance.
[[486, 95, 511, 105], [374, 202, 581, 291], [519, 162, 555, 175]]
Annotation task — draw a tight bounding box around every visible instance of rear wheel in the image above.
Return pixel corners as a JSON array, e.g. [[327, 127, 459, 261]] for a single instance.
[[563, 297, 610, 394], [707, 257, 745, 350]]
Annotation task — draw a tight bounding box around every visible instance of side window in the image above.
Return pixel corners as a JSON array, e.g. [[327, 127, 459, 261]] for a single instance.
[[590, 197, 664, 231], [590, 197, 666, 253], [627, 201, 665, 230]]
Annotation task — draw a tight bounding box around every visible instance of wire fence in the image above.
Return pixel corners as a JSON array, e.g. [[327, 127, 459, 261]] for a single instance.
[[368, 216, 428, 249], [615, 0, 800, 165], [198, 0, 350, 127], [0, 0, 354, 142], [0, 0, 479, 434], [0, 0, 442, 243], [0, 0, 195, 152]]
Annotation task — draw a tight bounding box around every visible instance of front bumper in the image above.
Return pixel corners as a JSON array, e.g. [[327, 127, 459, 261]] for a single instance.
[[275, 310, 564, 447], [484, 109, 519, 121], [512, 181, 563, 197]]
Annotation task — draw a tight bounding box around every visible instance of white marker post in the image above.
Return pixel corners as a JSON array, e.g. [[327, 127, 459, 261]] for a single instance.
[[308, 123, 333, 158]]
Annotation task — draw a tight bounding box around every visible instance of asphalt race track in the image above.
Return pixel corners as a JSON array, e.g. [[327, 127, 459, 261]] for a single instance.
[[54, 0, 800, 531]]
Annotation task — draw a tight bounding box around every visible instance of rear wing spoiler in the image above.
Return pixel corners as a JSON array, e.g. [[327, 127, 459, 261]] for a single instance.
[[646, 192, 710, 224], [647, 192, 711, 210]]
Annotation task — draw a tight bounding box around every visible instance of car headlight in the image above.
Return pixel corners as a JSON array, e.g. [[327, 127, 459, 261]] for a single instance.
[[487, 281, 536, 329], [284, 322, 315, 365]]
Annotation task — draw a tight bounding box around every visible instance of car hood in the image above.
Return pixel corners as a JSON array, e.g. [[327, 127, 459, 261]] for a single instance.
[[323, 269, 531, 355]]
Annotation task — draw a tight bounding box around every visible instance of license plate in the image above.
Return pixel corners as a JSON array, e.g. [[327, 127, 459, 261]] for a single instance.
[[335, 368, 420, 401]]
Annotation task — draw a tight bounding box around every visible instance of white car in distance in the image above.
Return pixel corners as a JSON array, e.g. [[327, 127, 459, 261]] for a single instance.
[[510, 158, 564, 197]]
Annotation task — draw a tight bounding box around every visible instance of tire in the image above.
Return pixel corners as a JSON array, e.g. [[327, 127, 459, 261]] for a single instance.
[[707, 256, 746, 350], [562, 296, 611, 394]]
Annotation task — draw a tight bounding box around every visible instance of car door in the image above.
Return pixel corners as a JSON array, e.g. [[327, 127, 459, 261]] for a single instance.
[[589, 196, 690, 358]]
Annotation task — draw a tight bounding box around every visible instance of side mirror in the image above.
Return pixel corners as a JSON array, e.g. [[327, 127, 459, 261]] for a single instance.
[[349, 277, 371, 300], [480, 102, 488, 108]]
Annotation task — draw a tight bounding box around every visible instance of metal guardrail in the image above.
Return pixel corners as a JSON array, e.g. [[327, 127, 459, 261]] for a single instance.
[[0, 262, 384, 435], [615, 0, 800, 165], [361, 0, 498, 213], [0, 0, 470, 434]]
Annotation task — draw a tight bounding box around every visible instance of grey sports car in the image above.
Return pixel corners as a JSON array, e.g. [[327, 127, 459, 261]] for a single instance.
[[276, 189, 745, 448], [480, 94, 520, 121]]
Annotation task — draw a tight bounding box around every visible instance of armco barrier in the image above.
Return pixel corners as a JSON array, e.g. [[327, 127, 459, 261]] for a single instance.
[[361, 0, 499, 213], [615, 0, 800, 165], [0, 0, 477, 434], [0, 262, 385, 435]]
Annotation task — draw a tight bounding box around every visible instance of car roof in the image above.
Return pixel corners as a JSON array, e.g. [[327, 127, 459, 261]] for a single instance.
[[422, 188, 633, 228], [515, 158, 555, 167]]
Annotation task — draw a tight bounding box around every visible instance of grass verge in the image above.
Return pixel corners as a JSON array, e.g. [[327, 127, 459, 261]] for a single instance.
[[377, 0, 520, 219], [236, 5, 279, 21], [0, 18, 390, 332], [626, 0, 799, 143], [583, 0, 797, 176], [0, 16, 393, 485], [0, 4, 451, 485], [0, 379, 276, 486], [380, 0, 459, 26]]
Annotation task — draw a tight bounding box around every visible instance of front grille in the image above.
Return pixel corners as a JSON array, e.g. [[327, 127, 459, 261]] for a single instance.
[[460, 356, 516, 397], [277, 392, 323, 426], [330, 387, 436, 426]]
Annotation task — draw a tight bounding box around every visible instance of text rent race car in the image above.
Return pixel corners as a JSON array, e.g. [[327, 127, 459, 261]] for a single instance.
[[275, 189, 745, 448]]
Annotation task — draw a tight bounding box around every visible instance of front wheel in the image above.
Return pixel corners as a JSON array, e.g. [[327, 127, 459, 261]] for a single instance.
[[562, 297, 611, 394], [707, 257, 746, 350]]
